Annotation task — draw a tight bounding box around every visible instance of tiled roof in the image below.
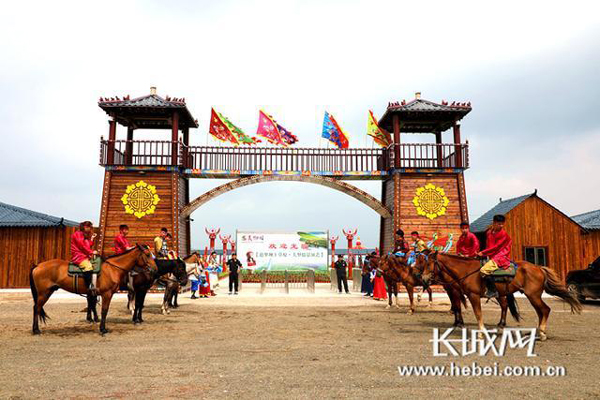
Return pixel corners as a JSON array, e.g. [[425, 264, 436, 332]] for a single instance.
[[98, 94, 187, 109], [378, 97, 472, 133], [572, 209, 600, 230], [0, 201, 78, 228], [470, 193, 534, 233], [387, 98, 472, 112]]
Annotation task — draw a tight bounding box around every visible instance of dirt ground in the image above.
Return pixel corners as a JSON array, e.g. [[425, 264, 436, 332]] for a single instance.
[[0, 286, 599, 399]]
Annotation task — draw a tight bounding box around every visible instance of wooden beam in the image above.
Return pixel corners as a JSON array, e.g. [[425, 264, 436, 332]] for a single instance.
[[125, 126, 134, 165], [435, 130, 443, 167], [107, 119, 117, 165], [171, 111, 179, 165], [453, 121, 463, 168], [392, 115, 401, 168]]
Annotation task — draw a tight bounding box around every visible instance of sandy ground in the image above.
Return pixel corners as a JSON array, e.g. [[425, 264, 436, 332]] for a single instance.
[[0, 283, 599, 399]]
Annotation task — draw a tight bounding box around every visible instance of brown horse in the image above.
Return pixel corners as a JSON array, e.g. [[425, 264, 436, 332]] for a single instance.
[[421, 252, 582, 340], [29, 244, 156, 335], [162, 252, 202, 313], [370, 255, 466, 325]]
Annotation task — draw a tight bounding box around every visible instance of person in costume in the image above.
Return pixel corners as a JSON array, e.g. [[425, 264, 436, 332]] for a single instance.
[[371, 265, 387, 300], [361, 253, 374, 297], [70, 221, 98, 295], [407, 231, 427, 267], [456, 221, 480, 257], [113, 224, 134, 255], [477, 214, 512, 298], [189, 261, 201, 299], [207, 251, 222, 290], [393, 229, 410, 256], [154, 227, 169, 259]]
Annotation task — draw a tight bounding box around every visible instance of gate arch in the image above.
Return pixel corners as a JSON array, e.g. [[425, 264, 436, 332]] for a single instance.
[[180, 175, 392, 218]]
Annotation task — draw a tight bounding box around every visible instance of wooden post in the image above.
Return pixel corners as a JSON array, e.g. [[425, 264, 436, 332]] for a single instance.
[[182, 126, 189, 168], [107, 119, 117, 165], [392, 115, 401, 168], [125, 126, 134, 165], [171, 111, 179, 165], [453, 121, 462, 168], [435, 130, 443, 168]]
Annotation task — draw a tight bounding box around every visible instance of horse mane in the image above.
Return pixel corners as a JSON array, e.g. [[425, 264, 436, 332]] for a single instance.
[[105, 245, 144, 260]]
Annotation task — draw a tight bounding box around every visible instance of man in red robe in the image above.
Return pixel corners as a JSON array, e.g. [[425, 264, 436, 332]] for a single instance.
[[477, 214, 512, 298], [114, 224, 133, 255], [456, 222, 480, 257], [71, 221, 98, 295]]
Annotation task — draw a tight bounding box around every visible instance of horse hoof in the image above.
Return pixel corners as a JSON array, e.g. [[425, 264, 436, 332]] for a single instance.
[[385, 305, 391, 309], [407, 309, 414, 315], [477, 331, 484, 340], [539, 331, 547, 341], [32, 329, 41, 335], [100, 329, 109, 335], [428, 302, 433, 308]]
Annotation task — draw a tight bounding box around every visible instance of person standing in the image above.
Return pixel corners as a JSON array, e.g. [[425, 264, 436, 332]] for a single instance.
[[371, 268, 387, 301], [226, 253, 242, 295], [361, 254, 373, 297], [456, 221, 480, 257], [207, 251, 222, 290], [334, 254, 350, 294]]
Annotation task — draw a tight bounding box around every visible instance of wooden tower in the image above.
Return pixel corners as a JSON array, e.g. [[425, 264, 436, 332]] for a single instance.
[[96, 87, 198, 256], [377, 93, 472, 252]]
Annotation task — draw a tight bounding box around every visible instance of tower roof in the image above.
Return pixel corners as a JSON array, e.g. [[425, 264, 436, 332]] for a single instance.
[[98, 87, 198, 129], [379, 94, 472, 133]]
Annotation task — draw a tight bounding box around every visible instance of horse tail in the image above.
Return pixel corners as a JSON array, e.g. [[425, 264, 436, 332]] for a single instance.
[[540, 266, 582, 314], [29, 264, 49, 324], [506, 292, 520, 322]]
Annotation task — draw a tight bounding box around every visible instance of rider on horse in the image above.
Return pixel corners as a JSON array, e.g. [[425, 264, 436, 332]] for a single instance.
[[154, 227, 169, 259], [408, 231, 427, 267], [477, 214, 512, 298], [70, 221, 98, 296], [456, 221, 480, 257], [393, 229, 410, 256], [114, 224, 137, 291]]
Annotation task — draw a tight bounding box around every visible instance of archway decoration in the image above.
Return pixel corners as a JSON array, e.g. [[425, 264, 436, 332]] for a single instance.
[[180, 175, 392, 219]]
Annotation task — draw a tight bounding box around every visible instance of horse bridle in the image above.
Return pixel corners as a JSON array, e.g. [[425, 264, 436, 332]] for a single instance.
[[429, 255, 480, 287]]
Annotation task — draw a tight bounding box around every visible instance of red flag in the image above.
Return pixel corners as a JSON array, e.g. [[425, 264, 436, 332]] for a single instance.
[[209, 108, 239, 145], [256, 110, 284, 145]]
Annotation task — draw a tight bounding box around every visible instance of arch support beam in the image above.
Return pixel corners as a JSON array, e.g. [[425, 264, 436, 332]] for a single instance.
[[180, 175, 392, 219]]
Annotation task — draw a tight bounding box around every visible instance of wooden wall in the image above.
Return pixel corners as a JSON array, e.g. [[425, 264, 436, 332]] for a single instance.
[[380, 172, 467, 254], [481, 196, 595, 281], [98, 171, 181, 256], [0, 226, 77, 288]]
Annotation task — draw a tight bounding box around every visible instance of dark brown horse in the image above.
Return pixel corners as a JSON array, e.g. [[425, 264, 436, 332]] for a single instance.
[[29, 244, 156, 335], [124, 257, 189, 323], [369, 255, 467, 327], [421, 252, 582, 340], [162, 252, 202, 313]]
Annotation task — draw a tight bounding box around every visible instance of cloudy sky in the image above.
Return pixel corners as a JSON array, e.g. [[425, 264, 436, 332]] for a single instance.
[[1, 0, 599, 249]]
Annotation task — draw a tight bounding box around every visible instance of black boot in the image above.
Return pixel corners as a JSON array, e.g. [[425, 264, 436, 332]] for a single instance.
[[83, 271, 96, 296], [483, 275, 498, 299], [190, 291, 197, 299]]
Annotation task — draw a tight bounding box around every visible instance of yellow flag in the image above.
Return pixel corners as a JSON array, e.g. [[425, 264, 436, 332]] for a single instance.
[[367, 110, 390, 147]]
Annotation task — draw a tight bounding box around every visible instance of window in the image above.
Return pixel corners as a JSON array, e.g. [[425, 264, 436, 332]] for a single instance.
[[524, 247, 547, 266]]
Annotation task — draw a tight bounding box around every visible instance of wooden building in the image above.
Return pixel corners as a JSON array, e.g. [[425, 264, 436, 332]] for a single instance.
[[0, 201, 78, 288], [572, 209, 600, 267], [471, 192, 600, 280]]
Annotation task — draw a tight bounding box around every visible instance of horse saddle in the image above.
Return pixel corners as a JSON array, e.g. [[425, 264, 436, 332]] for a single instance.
[[491, 262, 518, 282], [68, 258, 102, 276]]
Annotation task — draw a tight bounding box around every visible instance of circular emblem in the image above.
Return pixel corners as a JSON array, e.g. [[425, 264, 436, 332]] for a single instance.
[[121, 181, 160, 219], [412, 183, 449, 220]]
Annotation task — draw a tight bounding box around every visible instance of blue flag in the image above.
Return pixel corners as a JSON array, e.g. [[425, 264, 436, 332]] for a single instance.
[[322, 111, 349, 149]]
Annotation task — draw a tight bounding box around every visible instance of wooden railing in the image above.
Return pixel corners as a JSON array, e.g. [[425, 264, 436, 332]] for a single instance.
[[99, 139, 469, 170], [183, 145, 389, 172]]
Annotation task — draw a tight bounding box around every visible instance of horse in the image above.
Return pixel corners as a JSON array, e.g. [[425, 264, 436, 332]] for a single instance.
[[371, 255, 467, 326], [29, 244, 156, 335], [162, 252, 202, 313], [124, 257, 189, 323], [421, 252, 582, 340]]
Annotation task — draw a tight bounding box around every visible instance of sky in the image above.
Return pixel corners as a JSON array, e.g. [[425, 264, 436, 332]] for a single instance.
[[1, 0, 599, 250]]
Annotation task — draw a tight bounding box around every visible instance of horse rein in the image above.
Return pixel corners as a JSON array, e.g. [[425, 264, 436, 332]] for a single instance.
[[431, 257, 480, 287]]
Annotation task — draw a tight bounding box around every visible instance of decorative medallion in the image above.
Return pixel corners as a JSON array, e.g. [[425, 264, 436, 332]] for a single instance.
[[412, 183, 449, 220], [121, 181, 160, 218]]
